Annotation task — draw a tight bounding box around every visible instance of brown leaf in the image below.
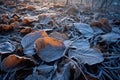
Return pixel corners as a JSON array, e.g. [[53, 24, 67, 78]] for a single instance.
[[53, 3, 65, 8], [3, 1, 16, 6], [1, 54, 36, 71], [9, 18, 16, 24], [10, 21, 19, 28], [35, 37, 65, 62], [22, 19, 33, 26], [26, 5, 35, 10], [0, 24, 13, 32], [90, 18, 112, 33], [20, 27, 32, 35], [21, 30, 48, 55], [35, 37, 64, 52]]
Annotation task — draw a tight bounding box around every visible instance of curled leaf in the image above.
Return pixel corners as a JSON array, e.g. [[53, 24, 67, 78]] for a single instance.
[[21, 30, 48, 55], [20, 27, 32, 35], [35, 37, 65, 62], [1, 54, 36, 72]]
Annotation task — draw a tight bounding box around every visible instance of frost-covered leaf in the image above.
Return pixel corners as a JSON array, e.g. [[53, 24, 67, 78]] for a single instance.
[[21, 30, 48, 55], [1, 54, 36, 72], [63, 40, 73, 48], [35, 37, 65, 62], [101, 32, 120, 42], [35, 65, 55, 76], [64, 39, 90, 49], [71, 39, 90, 49], [52, 62, 73, 80], [68, 48, 104, 65], [35, 64, 57, 79], [0, 42, 15, 54], [90, 18, 112, 33], [38, 14, 53, 25], [25, 73, 46, 80], [26, 63, 57, 80], [74, 23, 94, 38], [112, 27, 120, 34], [49, 32, 68, 41], [92, 27, 104, 34]]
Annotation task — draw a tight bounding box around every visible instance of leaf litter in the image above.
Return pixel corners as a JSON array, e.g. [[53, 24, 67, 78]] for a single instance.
[[0, 0, 120, 80]]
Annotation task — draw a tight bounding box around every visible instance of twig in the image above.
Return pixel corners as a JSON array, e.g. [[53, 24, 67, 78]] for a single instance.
[[64, 55, 88, 80], [3, 71, 10, 80], [62, 36, 88, 80]]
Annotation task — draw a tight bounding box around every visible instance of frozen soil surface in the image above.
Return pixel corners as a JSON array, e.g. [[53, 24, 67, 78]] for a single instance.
[[0, 0, 120, 80]]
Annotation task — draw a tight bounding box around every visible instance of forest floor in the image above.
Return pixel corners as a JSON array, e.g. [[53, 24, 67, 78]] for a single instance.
[[0, 1, 120, 80]]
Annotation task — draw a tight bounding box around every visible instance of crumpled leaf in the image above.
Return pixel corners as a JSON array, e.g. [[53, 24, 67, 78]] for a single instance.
[[34, 37, 65, 62], [0, 42, 15, 54], [1, 54, 36, 72], [21, 30, 48, 55], [68, 48, 104, 65], [74, 23, 94, 38]]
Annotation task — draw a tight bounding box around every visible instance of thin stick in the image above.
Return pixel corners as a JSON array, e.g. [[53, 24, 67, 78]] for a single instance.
[[64, 55, 88, 80]]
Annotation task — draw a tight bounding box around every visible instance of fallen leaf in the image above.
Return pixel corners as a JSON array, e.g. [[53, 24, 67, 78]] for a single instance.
[[25, 74, 46, 80], [90, 18, 112, 33], [71, 39, 90, 49], [20, 27, 32, 35], [35, 37, 65, 62], [25, 64, 57, 80], [52, 61, 75, 80], [68, 48, 104, 65], [65, 5, 79, 16], [101, 32, 120, 42], [22, 18, 33, 26], [0, 42, 15, 54], [53, 3, 65, 8], [0, 24, 14, 32], [74, 23, 94, 38], [1, 54, 36, 71], [26, 5, 36, 11], [21, 30, 48, 55], [38, 14, 53, 25], [49, 32, 68, 41]]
